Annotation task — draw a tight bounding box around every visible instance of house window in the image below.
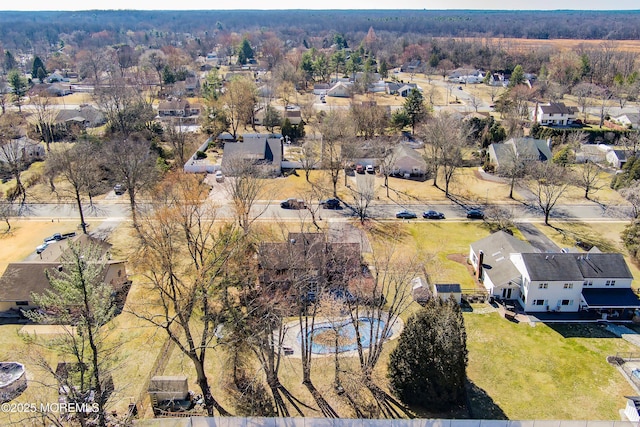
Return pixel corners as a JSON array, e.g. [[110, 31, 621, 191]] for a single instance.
[[605, 280, 612, 286], [583, 280, 592, 287], [538, 283, 548, 289], [561, 299, 573, 306], [611, 280, 616, 286], [15, 301, 29, 306], [564, 283, 573, 289], [533, 299, 547, 306]]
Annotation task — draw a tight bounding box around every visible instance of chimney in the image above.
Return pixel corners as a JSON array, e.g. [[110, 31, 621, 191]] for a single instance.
[[476, 251, 484, 279]]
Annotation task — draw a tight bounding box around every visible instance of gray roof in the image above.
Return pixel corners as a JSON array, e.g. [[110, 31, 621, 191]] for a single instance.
[[55, 105, 104, 126], [470, 231, 536, 287], [221, 135, 282, 173], [489, 138, 551, 169], [435, 284, 461, 293], [539, 102, 578, 115], [520, 252, 633, 281]]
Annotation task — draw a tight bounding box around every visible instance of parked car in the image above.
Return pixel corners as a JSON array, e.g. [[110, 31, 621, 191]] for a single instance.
[[355, 164, 365, 174], [320, 198, 341, 209], [423, 210, 445, 219], [396, 210, 417, 219], [36, 242, 49, 254], [280, 198, 307, 209], [113, 184, 126, 195], [365, 165, 375, 174], [215, 170, 224, 182], [44, 233, 63, 243], [466, 209, 485, 219]]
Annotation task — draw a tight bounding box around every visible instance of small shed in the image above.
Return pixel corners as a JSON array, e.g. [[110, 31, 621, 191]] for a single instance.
[[148, 376, 189, 402], [411, 277, 431, 306], [434, 283, 462, 304], [624, 396, 640, 421]]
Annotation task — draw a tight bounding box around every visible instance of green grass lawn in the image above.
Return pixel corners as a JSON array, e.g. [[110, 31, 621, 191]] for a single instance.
[[465, 310, 637, 420]]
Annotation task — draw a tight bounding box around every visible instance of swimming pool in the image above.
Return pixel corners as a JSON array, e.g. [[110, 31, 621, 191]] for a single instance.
[[299, 318, 389, 354]]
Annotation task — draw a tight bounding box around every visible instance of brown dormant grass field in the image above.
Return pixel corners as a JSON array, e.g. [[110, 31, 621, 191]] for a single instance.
[[437, 37, 640, 53]]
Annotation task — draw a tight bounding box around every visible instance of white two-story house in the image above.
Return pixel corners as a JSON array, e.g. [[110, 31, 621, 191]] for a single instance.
[[471, 232, 639, 315], [534, 102, 579, 126]]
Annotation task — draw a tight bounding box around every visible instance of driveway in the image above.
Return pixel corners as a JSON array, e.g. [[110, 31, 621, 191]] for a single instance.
[[516, 222, 561, 253]]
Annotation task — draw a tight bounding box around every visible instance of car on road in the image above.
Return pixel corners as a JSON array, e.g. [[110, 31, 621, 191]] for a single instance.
[[355, 164, 365, 174], [36, 242, 49, 254], [280, 198, 307, 209], [113, 184, 126, 195], [320, 198, 341, 209], [423, 210, 445, 219], [365, 165, 375, 174], [466, 209, 485, 219], [396, 210, 417, 219], [215, 170, 224, 182]]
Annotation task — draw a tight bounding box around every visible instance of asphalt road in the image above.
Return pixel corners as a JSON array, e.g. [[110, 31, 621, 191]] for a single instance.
[[11, 198, 633, 224]]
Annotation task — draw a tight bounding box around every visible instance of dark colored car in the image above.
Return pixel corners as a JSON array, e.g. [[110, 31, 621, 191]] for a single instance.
[[396, 210, 417, 219], [423, 210, 445, 219], [114, 184, 126, 195], [320, 198, 341, 209], [466, 209, 485, 219], [280, 198, 307, 209]]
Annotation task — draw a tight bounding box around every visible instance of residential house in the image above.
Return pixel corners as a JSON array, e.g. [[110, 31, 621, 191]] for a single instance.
[[470, 232, 639, 315], [221, 133, 283, 177], [255, 105, 302, 126], [55, 104, 105, 128], [0, 136, 45, 166], [614, 113, 640, 129], [327, 81, 353, 98], [258, 232, 363, 302], [157, 99, 201, 125], [45, 83, 72, 97], [390, 144, 427, 177], [46, 72, 69, 83], [313, 84, 330, 96], [606, 149, 628, 169], [400, 60, 423, 73], [534, 102, 578, 126], [487, 137, 552, 172], [469, 231, 537, 300], [0, 234, 129, 313], [575, 144, 607, 164], [447, 68, 485, 84], [386, 82, 419, 97]]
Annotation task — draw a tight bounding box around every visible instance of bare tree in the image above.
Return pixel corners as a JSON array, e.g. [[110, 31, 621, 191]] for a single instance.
[[0, 195, 15, 232], [350, 173, 376, 223], [420, 112, 468, 196], [299, 140, 320, 183], [0, 116, 32, 206], [527, 162, 571, 225], [378, 141, 399, 198], [223, 76, 258, 140], [319, 111, 355, 198], [104, 134, 158, 228], [224, 155, 269, 234], [27, 89, 57, 151], [164, 119, 197, 166], [620, 182, 640, 218], [45, 142, 100, 234], [468, 91, 482, 112], [572, 83, 597, 122], [576, 161, 604, 200], [132, 172, 237, 416]]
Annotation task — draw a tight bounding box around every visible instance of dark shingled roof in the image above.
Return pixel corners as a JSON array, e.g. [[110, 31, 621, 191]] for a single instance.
[[582, 288, 640, 308], [435, 284, 461, 293], [521, 253, 633, 281]]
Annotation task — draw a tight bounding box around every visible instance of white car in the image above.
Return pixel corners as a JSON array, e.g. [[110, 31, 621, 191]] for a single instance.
[[215, 171, 224, 182], [365, 165, 375, 174]]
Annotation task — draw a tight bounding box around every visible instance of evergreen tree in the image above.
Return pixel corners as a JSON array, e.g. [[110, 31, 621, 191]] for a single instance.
[[379, 59, 389, 79], [4, 50, 16, 73], [263, 104, 281, 133], [7, 69, 27, 113], [508, 65, 525, 87], [281, 117, 293, 139], [32, 56, 47, 81], [238, 38, 254, 65], [403, 88, 427, 133], [388, 298, 468, 411]]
